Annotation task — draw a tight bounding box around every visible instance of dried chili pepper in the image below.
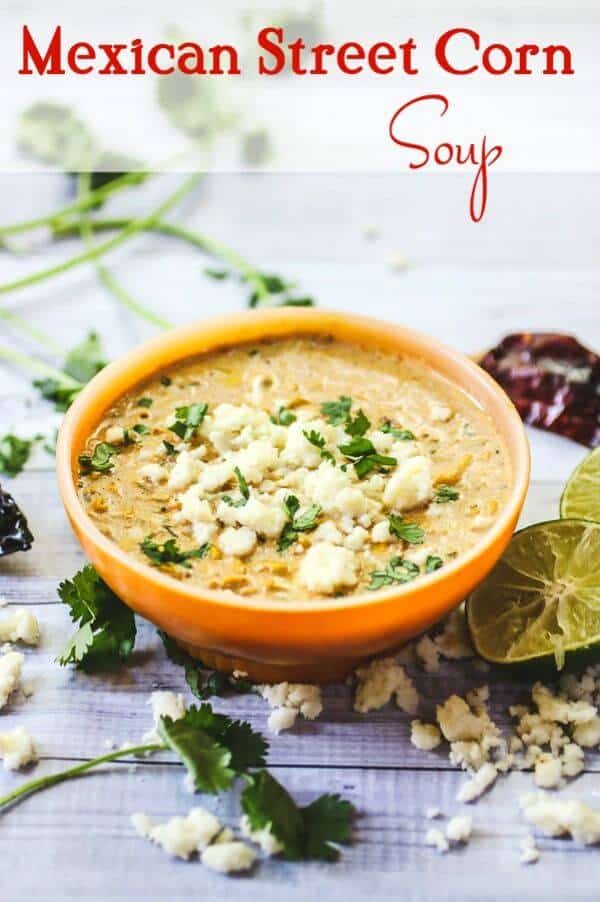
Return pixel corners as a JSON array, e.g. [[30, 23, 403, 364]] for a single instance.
[[0, 485, 34, 556], [480, 333, 599, 447]]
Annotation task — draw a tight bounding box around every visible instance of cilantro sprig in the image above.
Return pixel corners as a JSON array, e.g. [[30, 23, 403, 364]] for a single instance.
[[160, 630, 253, 700], [303, 429, 335, 464], [222, 467, 250, 508], [0, 434, 42, 477], [425, 554, 444, 572], [368, 556, 420, 590], [79, 442, 119, 473], [435, 484, 460, 503], [338, 436, 396, 479], [242, 770, 355, 862], [278, 495, 321, 552], [57, 564, 136, 671], [141, 535, 210, 568], [168, 402, 208, 441], [387, 514, 425, 545], [381, 419, 415, 441], [321, 396, 352, 425], [34, 331, 106, 411]]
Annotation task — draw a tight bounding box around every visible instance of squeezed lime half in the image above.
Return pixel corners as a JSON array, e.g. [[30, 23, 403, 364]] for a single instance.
[[560, 447, 600, 523], [467, 519, 600, 669]]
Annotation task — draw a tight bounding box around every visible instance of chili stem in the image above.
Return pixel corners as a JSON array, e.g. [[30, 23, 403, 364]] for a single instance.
[[0, 174, 203, 299], [0, 743, 163, 811]]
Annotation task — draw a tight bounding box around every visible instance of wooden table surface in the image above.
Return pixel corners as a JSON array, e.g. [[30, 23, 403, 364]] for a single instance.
[[0, 172, 598, 900]]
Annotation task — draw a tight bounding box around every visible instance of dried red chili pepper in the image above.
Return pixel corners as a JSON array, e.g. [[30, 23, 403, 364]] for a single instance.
[[480, 333, 599, 447], [0, 485, 34, 556]]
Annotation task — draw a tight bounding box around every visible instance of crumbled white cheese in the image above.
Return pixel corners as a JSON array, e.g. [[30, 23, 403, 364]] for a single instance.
[[0, 726, 37, 770], [354, 656, 418, 714], [533, 754, 562, 789], [313, 521, 344, 545], [201, 841, 257, 873], [257, 682, 323, 733], [425, 828, 449, 853], [433, 607, 474, 660], [370, 520, 392, 543], [298, 542, 358, 595], [456, 763, 498, 803], [437, 696, 486, 743], [410, 720, 442, 751], [143, 690, 186, 743], [426, 807, 441, 819], [105, 425, 126, 444], [168, 449, 203, 491], [192, 522, 217, 546], [383, 456, 433, 511], [131, 807, 222, 859], [0, 609, 40, 646], [0, 650, 24, 709], [519, 834, 540, 864], [561, 742, 585, 778], [344, 526, 369, 550], [415, 635, 440, 673], [521, 793, 600, 845], [572, 716, 600, 748], [218, 526, 257, 558], [240, 814, 284, 856], [446, 814, 472, 843], [138, 463, 166, 484], [532, 682, 596, 726], [223, 496, 287, 539]]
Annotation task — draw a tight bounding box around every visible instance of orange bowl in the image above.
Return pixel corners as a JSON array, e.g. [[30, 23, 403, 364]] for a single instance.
[[56, 309, 530, 683]]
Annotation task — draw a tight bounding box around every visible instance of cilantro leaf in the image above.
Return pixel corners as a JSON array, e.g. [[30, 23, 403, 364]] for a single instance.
[[246, 271, 316, 308], [78, 442, 119, 473], [344, 409, 370, 438], [63, 332, 106, 384], [135, 397, 153, 409], [381, 420, 415, 441], [141, 536, 210, 568], [278, 495, 321, 552], [220, 720, 269, 774], [162, 440, 179, 456], [204, 267, 230, 280], [0, 434, 37, 477], [338, 437, 396, 480], [425, 554, 444, 573], [321, 396, 352, 425], [133, 423, 150, 435], [435, 484, 460, 503], [159, 630, 253, 701], [222, 467, 250, 508], [303, 429, 335, 463], [241, 770, 355, 862], [157, 711, 235, 794], [33, 379, 81, 412], [57, 564, 136, 671], [368, 556, 420, 590], [387, 514, 425, 545], [160, 375, 172, 386], [270, 406, 296, 426], [168, 403, 208, 441]]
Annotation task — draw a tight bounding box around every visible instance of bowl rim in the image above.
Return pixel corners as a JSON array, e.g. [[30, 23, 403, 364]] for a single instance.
[[56, 308, 530, 614]]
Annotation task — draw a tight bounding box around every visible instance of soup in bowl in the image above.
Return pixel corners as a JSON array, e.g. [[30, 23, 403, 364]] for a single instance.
[[56, 310, 529, 682]]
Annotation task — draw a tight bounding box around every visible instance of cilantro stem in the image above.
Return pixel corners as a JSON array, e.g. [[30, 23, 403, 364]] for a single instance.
[[0, 344, 80, 387], [52, 218, 272, 303], [76, 173, 173, 330], [0, 307, 63, 353], [0, 743, 163, 811], [0, 174, 202, 304], [0, 171, 146, 237]]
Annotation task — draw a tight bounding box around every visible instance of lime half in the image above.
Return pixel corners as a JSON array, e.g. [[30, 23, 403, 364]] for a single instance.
[[560, 447, 600, 522], [467, 519, 600, 669]]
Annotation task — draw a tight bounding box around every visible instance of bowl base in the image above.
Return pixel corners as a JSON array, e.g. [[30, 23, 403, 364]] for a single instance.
[[178, 641, 364, 685]]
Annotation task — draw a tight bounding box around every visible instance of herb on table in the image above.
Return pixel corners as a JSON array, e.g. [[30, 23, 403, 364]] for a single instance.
[[321, 396, 352, 426], [78, 442, 119, 473], [33, 331, 107, 412], [43, 428, 58, 456], [381, 419, 415, 441], [0, 700, 268, 812], [434, 485, 460, 503], [0, 434, 40, 477], [368, 556, 420, 590], [303, 429, 335, 464], [57, 564, 136, 671], [338, 436, 396, 480], [135, 396, 153, 409], [162, 440, 179, 456], [278, 495, 321, 552], [222, 467, 250, 508], [241, 770, 355, 862], [387, 514, 425, 545], [246, 272, 316, 309], [204, 267, 230, 280], [168, 403, 208, 441], [140, 536, 210, 568], [160, 630, 254, 700], [271, 405, 296, 426], [425, 555, 444, 573]]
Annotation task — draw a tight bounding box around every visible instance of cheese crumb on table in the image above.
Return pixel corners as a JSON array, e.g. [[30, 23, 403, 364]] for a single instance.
[[201, 841, 257, 873], [456, 763, 498, 803], [0, 650, 24, 709], [520, 793, 600, 845], [354, 657, 418, 715], [519, 834, 540, 865], [446, 814, 472, 844], [410, 720, 442, 751], [415, 635, 440, 673], [533, 754, 563, 789], [425, 807, 441, 820], [257, 682, 323, 733], [0, 609, 40, 646], [425, 828, 449, 853], [142, 690, 186, 743], [131, 807, 222, 859], [240, 815, 284, 856], [0, 726, 37, 770]]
